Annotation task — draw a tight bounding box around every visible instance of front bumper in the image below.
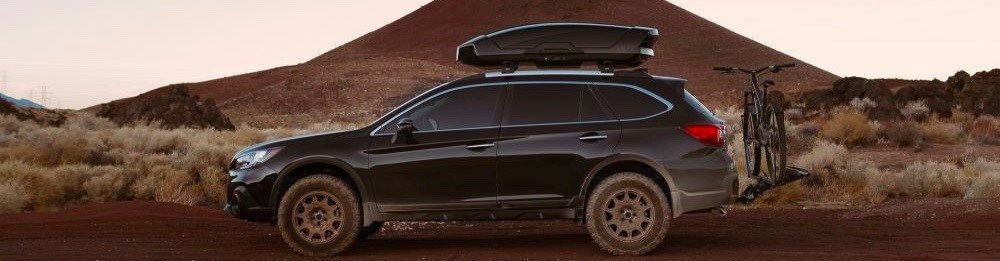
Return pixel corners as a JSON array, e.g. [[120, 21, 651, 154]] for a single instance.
[[225, 185, 273, 222], [225, 165, 279, 223]]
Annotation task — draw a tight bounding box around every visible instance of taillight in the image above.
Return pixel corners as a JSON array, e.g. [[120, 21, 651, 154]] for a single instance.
[[683, 124, 725, 148]]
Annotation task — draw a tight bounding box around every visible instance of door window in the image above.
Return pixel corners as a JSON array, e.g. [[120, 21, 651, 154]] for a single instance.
[[503, 84, 611, 126], [377, 86, 501, 134]]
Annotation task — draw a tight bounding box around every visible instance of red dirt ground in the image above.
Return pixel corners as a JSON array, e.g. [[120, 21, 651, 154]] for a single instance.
[[1, 198, 997, 260]]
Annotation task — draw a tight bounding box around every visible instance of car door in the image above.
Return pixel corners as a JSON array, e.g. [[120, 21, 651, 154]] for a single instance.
[[368, 84, 503, 212], [496, 82, 621, 209]]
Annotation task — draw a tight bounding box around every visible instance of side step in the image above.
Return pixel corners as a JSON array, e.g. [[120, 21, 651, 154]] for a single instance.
[[738, 166, 810, 204]]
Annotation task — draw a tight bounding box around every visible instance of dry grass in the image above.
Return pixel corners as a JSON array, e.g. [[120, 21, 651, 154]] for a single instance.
[[882, 121, 924, 147], [921, 117, 964, 144], [820, 109, 875, 146], [0, 114, 363, 213], [967, 116, 1000, 145]]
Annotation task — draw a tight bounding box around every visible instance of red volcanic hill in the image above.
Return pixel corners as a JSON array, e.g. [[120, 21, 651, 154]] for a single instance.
[[93, 0, 839, 127]]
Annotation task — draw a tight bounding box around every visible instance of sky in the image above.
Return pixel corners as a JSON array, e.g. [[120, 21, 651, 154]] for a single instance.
[[1, 1, 998, 109]]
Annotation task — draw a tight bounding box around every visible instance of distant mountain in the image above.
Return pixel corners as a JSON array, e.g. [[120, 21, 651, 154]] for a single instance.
[[92, 0, 838, 127], [0, 93, 44, 109]]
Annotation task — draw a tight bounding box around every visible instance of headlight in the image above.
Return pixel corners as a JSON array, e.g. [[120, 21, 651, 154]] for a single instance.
[[233, 147, 283, 170]]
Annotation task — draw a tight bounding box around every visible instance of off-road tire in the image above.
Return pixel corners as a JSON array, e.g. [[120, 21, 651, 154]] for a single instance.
[[358, 221, 384, 240], [277, 175, 361, 257], [763, 92, 788, 182], [585, 172, 671, 256]]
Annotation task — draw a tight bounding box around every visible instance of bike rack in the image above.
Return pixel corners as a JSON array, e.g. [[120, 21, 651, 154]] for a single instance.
[[737, 166, 810, 204]]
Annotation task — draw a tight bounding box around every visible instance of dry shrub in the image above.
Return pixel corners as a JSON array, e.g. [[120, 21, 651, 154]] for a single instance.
[[793, 140, 849, 179], [894, 162, 968, 197], [883, 121, 924, 147], [848, 98, 876, 111], [0, 161, 63, 211], [0, 127, 91, 166], [820, 110, 874, 146], [64, 112, 117, 131], [921, 117, 964, 144], [0, 181, 30, 213], [967, 116, 1000, 145], [963, 158, 1000, 198], [901, 100, 930, 120]]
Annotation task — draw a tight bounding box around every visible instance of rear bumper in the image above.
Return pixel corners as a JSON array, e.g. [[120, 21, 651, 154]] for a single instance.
[[665, 149, 739, 217]]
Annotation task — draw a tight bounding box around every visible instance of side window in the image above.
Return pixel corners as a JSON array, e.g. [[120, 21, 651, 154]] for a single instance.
[[377, 86, 501, 134], [503, 84, 611, 125], [596, 85, 670, 120]]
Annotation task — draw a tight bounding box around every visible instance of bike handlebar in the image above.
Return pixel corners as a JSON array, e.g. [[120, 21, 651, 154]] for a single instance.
[[713, 63, 796, 75]]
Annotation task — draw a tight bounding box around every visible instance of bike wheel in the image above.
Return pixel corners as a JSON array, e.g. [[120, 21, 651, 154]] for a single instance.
[[760, 104, 788, 184], [741, 102, 762, 178]]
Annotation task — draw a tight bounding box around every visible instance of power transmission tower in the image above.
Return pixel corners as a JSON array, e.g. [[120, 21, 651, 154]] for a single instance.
[[37, 85, 49, 107]]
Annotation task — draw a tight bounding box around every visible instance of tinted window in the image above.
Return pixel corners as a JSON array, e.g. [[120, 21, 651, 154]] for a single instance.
[[597, 85, 669, 119], [504, 84, 611, 125], [378, 86, 500, 134]]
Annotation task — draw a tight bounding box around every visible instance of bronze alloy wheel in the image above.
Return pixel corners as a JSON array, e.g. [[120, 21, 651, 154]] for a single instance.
[[292, 191, 344, 244], [602, 190, 655, 242], [277, 175, 360, 257], [585, 172, 671, 256]]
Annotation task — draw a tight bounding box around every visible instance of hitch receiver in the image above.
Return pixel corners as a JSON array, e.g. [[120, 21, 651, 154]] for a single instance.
[[738, 166, 810, 204]]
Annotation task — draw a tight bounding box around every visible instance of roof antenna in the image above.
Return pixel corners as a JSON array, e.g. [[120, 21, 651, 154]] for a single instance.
[[501, 61, 519, 74], [599, 61, 615, 73]]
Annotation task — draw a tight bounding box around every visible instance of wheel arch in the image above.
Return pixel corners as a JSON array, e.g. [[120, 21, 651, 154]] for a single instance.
[[270, 156, 374, 226], [579, 154, 680, 218]]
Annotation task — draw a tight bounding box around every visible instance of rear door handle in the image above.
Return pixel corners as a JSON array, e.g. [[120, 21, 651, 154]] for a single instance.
[[579, 134, 608, 141], [466, 143, 496, 150]]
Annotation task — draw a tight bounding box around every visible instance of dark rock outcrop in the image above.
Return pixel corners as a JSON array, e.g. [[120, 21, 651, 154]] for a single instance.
[[949, 69, 1000, 116], [868, 105, 904, 121], [96, 84, 235, 130], [801, 77, 893, 111], [795, 69, 1000, 119]]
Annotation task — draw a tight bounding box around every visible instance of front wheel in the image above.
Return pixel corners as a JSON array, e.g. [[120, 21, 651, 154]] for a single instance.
[[277, 175, 361, 257], [585, 172, 671, 256]]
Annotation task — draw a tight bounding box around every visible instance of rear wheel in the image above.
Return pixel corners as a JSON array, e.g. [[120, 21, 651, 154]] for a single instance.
[[277, 175, 361, 256], [761, 104, 788, 183], [585, 172, 671, 256]]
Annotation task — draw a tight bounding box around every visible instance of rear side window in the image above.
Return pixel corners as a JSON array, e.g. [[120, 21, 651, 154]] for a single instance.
[[684, 90, 714, 117], [504, 84, 611, 125], [596, 85, 670, 119]]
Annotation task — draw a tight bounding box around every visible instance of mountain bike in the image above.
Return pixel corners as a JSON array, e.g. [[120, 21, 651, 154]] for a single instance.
[[713, 64, 808, 203]]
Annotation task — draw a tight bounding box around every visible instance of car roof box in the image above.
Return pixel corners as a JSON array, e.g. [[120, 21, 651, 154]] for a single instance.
[[457, 23, 658, 72]]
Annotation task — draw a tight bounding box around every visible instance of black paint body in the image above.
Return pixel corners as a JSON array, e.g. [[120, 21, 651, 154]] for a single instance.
[[225, 70, 737, 225]]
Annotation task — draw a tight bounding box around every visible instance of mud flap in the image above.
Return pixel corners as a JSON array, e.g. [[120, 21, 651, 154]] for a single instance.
[[737, 166, 810, 204]]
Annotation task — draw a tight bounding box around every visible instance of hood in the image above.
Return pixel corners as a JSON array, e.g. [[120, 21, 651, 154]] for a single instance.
[[233, 130, 350, 158]]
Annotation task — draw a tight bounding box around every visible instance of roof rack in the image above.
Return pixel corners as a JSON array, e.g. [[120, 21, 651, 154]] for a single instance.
[[456, 23, 658, 74]]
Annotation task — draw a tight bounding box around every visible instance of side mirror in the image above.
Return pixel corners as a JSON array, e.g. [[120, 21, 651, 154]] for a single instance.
[[391, 118, 417, 145]]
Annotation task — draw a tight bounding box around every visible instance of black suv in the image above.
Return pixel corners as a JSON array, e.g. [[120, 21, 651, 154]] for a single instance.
[[225, 23, 736, 256]]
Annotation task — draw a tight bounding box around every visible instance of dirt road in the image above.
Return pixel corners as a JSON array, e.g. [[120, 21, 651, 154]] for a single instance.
[[1, 199, 998, 260]]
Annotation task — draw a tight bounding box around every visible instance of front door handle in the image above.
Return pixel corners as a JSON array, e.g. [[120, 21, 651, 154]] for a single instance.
[[466, 143, 496, 150], [579, 134, 608, 141]]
